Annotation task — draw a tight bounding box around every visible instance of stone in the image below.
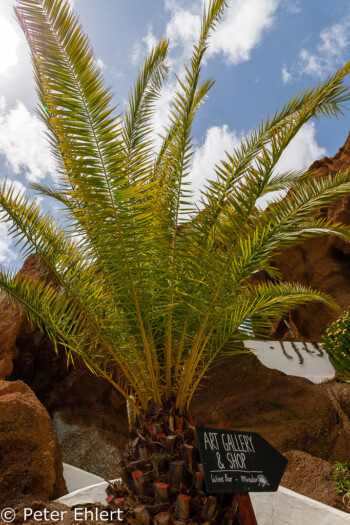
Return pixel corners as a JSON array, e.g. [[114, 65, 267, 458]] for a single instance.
[[0, 292, 22, 379], [0, 255, 49, 380], [266, 131, 350, 341], [0, 380, 67, 506]]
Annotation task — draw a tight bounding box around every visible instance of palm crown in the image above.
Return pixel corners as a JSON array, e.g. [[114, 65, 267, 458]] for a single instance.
[[1, 0, 350, 415]]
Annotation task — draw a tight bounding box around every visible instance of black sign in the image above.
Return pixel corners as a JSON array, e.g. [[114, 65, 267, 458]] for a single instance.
[[196, 426, 287, 493]]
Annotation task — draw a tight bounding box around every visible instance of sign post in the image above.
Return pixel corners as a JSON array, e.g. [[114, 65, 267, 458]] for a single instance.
[[196, 426, 288, 524]]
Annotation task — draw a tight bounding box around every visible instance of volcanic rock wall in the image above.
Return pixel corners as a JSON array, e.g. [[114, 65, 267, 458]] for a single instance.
[[268, 132, 350, 341]]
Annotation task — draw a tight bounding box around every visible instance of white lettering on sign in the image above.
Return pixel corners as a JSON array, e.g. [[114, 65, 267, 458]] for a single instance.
[[221, 433, 255, 453], [241, 475, 257, 483], [227, 452, 247, 470], [210, 472, 234, 483], [216, 451, 226, 469], [204, 431, 220, 450], [196, 426, 287, 493]]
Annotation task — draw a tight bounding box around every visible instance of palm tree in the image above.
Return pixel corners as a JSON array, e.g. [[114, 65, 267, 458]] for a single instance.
[[2, 0, 350, 519]]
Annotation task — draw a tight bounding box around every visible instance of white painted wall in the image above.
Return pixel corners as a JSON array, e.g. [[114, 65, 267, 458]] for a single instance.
[[63, 463, 104, 493], [244, 340, 335, 383], [56, 478, 119, 507], [251, 486, 350, 524]]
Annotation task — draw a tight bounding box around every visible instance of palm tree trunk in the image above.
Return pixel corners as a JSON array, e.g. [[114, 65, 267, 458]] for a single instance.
[[106, 408, 247, 524]]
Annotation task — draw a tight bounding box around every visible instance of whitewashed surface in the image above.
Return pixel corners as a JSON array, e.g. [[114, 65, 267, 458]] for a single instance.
[[63, 463, 104, 493], [251, 486, 350, 524], [244, 340, 335, 383]]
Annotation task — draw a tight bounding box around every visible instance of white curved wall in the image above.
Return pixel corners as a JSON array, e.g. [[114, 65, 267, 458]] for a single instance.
[[244, 340, 335, 383]]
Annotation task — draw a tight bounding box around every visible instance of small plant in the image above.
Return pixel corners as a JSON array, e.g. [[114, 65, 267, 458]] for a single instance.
[[311, 340, 324, 357], [322, 308, 350, 381], [280, 341, 323, 363], [290, 341, 304, 364], [333, 461, 350, 507], [280, 341, 293, 360]]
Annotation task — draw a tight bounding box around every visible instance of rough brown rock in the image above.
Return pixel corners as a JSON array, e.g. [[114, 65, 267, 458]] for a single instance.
[[0, 255, 49, 380], [0, 292, 22, 379], [267, 131, 350, 341], [0, 380, 67, 506]]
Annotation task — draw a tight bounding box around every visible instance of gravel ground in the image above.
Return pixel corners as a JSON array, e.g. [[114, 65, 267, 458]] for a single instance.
[[53, 412, 122, 480]]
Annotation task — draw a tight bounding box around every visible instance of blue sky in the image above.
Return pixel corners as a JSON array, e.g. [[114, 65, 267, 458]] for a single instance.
[[0, 0, 349, 270]]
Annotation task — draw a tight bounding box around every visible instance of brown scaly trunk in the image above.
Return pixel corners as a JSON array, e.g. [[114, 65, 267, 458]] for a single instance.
[[106, 405, 249, 524]]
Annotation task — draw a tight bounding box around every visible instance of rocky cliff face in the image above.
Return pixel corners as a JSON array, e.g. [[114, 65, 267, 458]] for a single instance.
[[0, 255, 49, 380], [269, 131, 350, 341]]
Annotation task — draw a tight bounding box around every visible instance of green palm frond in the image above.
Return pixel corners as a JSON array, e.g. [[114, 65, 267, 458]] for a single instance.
[[0, 0, 349, 414], [199, 63, 350, 233], [123, 38, 169, 173]]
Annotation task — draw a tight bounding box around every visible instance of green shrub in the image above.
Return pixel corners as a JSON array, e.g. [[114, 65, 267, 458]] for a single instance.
[[333, 461, 350, 507], [322, 309, 350, 382]]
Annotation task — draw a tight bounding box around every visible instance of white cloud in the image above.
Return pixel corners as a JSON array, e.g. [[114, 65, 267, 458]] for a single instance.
[[153, 86, 175, 146], [282, 66, 291, 83], [134, 0, 281, 142], [166, 8, 201, 58], [143, 26, 158, 53], [0, 222, 15, 265], [289, 18, 350, 79], [190, 124, 241, 203], [96, 58, 106, 70], [149, 3, 200, 139], [319, 21, 349, 54], [298, 49, 323, 77], [162, 0, 279, 66], [207, 0, 279, 64], [0, 97, 56, 183], [132, 26, 158, 64], [275, 122, 327, 173], [131, 43, 142, 65], [282, 0, 301, 14], [0, 17, 21, 77]]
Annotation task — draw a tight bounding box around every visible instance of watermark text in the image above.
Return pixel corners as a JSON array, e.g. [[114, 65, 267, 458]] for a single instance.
[[1, 507, 123, 522]]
